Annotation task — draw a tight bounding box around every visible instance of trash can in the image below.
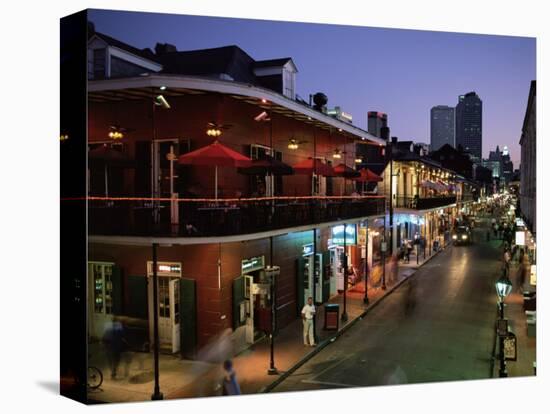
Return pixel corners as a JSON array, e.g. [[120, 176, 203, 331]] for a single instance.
[[324, 304, 339, 331]]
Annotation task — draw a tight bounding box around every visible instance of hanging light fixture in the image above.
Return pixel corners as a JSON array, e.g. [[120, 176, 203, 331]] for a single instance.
[[354, 156, 362, 164], [287, 139, 299, 150], [108, 126, 125, 140], [332, 149, 342, 159], [206, 128, 222, 137]]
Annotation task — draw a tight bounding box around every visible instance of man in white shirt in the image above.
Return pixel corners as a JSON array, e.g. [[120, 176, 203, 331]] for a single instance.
[[301, 297, 316, 346]]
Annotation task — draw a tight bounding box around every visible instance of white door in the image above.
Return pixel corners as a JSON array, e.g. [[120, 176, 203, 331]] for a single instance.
[[170, 278, 181, 353], [148, 276, 181, 353]]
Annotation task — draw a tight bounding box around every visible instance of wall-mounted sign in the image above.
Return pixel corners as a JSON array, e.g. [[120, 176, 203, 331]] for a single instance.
[[242, 256, 265, 274], [147, 261, 182, 277], [302, 243, 314, 256], [516, 231, 526, 246], [331, 224, 357, 245]]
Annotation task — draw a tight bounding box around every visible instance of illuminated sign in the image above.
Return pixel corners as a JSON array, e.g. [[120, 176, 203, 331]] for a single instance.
[[516, 231, 525, 246], [242, 256, 265, 273], [331, 224, 356, 245], [302, 244, 314, 256], [147, 261, 182, 277], [358, 228, 367, 246], [530, 265, 537, 285]]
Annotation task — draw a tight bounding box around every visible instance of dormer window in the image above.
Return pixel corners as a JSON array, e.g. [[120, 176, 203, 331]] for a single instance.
[[283, 68, 295, 99], [92, 48, 106, 79]]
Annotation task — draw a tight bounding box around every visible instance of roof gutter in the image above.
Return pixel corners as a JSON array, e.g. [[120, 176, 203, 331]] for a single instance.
[[88, 74, 385, 145]]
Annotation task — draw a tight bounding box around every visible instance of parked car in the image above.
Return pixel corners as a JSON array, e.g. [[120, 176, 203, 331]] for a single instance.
[[453, 226, 472, 245]]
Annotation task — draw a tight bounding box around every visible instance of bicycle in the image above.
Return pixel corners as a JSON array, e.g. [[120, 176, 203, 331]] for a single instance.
[[87, 365, 104, 390]]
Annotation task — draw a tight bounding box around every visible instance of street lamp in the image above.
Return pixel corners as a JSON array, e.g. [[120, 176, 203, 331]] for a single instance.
[[495, 274, 513, 378], [495, 275, 513, 318]]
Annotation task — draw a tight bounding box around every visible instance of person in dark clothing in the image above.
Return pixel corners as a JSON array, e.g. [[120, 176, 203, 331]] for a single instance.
[[222, 359, 241, 396], [102, 318, 129, 379]]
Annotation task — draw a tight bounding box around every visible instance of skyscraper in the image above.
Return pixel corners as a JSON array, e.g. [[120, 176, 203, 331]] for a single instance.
[[367, 111, 388, 138], [430, 105, 455, 151], [455, 91, 482, 163]]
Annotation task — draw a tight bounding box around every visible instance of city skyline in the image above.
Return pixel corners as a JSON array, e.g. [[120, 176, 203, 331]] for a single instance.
[[89, 9, 534, 166]]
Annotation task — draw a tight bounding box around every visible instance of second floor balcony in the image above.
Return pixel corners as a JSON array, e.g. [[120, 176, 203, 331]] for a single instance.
[[88, 196, 385, 238], [394, 195, 457, 210]]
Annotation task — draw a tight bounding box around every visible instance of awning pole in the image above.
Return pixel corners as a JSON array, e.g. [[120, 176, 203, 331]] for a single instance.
[[215, 165, 218, 200]]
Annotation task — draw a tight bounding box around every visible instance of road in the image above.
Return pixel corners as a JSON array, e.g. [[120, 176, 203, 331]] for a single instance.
[[272, 222, 503, 392]]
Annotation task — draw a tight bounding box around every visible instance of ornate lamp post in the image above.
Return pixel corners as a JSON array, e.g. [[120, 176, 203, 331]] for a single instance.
[[495, 274, 513, 377]]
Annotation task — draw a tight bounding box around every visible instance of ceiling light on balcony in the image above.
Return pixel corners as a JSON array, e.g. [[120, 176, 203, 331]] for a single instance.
[[333, 149, 342, 159], [108, 130, 124, 140], [288, 139, 299, 150], [207, 128, 222, 137], [355, 157, 362, 164]]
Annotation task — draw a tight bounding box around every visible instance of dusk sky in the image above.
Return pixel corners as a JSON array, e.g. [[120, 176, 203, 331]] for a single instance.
[[89, 9, 536, 166]]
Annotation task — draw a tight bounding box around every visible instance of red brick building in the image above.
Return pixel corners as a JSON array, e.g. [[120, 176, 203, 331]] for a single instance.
[[87, 29, 385, 357]]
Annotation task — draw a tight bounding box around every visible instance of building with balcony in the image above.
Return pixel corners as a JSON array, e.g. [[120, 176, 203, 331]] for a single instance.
[[519, 80, 536, 234], [377, 138, 474, 254], [85, 28, 386, 358]]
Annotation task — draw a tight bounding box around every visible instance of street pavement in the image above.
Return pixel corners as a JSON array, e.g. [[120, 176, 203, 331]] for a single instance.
[[87, 213, 535, 403], [271, 223, 506, 392]]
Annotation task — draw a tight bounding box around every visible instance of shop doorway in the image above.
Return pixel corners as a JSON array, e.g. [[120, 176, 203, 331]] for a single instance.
[[329, 245, 345, 294], [241, 256, 271, 344], [147, 261, 182, 354]]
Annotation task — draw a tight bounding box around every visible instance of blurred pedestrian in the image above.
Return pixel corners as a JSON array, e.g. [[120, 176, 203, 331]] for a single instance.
[[102, 317, 129, 379], [221, 359, 241, 396]]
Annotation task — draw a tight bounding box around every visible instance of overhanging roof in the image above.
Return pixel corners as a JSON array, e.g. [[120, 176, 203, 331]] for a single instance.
[[88, 74, 385, 145]]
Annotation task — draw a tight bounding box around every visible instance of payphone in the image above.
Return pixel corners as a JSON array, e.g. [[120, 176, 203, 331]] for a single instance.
[[297, 252, 323, 310]]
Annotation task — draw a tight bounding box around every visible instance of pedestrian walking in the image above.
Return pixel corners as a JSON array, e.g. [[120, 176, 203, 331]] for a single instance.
[[102, 317, 129, 379], [301, 296, 316, 346], [221, 359, 241, 396], [405, 240, 412, 263]]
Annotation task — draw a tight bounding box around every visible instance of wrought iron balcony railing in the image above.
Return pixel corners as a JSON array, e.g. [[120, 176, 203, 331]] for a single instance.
[[394, 196, 457, 210], [87, 195, 386, 238]]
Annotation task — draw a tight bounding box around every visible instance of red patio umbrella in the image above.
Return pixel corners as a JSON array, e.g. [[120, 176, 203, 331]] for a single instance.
[[333, 164, 361, 178], [353, 168, 383, 193], [293, 158, 336, 177], [178, 140, 252, 199], [353, 168, 383, 182]]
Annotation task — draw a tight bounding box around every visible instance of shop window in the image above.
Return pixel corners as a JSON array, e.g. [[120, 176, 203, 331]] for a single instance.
[[92, 263, 113, 315]]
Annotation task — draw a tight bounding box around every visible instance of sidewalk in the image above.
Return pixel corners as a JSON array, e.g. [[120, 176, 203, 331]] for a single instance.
[[89, 245, 447, 402], [492, 254, 536, 378]]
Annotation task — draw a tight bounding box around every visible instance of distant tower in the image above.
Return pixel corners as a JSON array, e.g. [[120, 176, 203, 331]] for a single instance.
[[455, 92, 482, 163], [367, 111, 388, 138], [430, 105, 455, 151]]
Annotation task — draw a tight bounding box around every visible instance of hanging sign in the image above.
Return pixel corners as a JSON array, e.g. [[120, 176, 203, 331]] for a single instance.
[[331, 224, 357, 245], [147, 261, 182, 277], [302, 243, 314, 257], [242, 256, 265, 273], [504, 333, 517, 361]]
